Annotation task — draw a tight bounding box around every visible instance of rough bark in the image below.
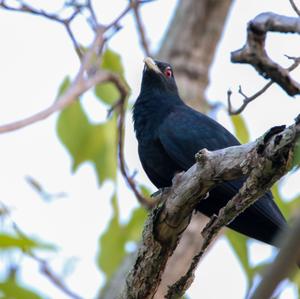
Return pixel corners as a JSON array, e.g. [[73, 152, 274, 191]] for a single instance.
[[120, 117, 300, 299]]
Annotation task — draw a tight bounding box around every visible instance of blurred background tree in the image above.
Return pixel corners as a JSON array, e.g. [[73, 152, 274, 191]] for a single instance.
[[0, 0, 299, 298]]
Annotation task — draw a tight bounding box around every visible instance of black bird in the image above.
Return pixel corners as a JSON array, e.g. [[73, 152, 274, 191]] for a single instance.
[[133, 57, 286, 245]]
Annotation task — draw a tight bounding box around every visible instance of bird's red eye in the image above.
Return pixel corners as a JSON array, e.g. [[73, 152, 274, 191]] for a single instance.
[[164, 68, 172, 78]]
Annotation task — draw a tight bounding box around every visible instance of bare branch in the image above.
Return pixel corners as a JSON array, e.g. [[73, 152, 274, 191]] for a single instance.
[[228, 81, 273, 115], [0, 0, 153, 210], [86, 0, 98, 29], [231, 12, 300, 96], [120, 116, 300, 299], [228, 56, 300, 114], [0, 0, 84, 58], [28, 252, 84, 299], [130, 0, 151, 57]]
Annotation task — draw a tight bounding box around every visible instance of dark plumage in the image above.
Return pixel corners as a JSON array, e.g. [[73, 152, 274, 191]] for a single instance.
[[133, 57, 286, 245]]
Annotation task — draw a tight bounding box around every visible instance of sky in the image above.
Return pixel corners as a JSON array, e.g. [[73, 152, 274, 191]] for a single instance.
[[0, 1, 300, 299]]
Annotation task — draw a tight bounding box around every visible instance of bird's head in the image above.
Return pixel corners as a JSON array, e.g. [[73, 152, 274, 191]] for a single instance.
[[141, 57, 178, 94]]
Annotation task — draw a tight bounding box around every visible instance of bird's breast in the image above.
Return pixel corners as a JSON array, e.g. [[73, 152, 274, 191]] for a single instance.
[[138, 138, 181, 188]]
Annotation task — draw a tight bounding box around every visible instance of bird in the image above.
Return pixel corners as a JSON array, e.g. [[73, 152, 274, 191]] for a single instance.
[[133, 57, 286, 246]]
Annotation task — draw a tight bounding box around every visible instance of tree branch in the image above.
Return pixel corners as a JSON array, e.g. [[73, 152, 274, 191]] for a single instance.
[[28, 252, 83, 299], [120, 116, 300, 299], [130, 0, 151, 57], [116, 86, 154, 209], [0, 0, 83, 58], [228, 56, 300, 115], [231, 12, 300, 96]]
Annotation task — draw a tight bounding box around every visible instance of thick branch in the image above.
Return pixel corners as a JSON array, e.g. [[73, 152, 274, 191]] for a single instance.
[[120, 117, 300, 299], [231, 12, 300, 96]]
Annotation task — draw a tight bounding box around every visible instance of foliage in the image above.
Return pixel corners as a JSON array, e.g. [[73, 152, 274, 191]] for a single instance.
[[0, 277, 44, 299], [56, 48, 149, 295], [95, 48, 128, 105], [97, 193, 147, 282], [0, 233, 54, 251], [0, 233, 53, 298]]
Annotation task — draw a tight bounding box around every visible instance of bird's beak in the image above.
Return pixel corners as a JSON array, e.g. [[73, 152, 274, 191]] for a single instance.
[[143, 57, 161, 73]]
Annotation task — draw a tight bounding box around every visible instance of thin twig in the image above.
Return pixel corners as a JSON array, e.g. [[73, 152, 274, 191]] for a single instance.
[[0, 1, 83, 59], [86, 0, 98, 29], [227, 81, 273, 115], [105, 0, 153, 31], [0, 30, 105, 133], [289, 0, 300, 16], [0, 0, 153, 209], [130, 0, 151, 56], [29, 252, 84, 299], [116, 93, 154, 209], [228, 56, 300, 115]]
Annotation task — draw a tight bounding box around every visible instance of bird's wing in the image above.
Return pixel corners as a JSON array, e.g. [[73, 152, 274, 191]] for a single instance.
[[158, 106, 239, 170], [158, 106, 286, 245]]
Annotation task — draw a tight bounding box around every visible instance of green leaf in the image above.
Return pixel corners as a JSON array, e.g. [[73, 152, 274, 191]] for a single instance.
[[0, 233, 54, 251], [230, 115, 250, 144], [95, 48, 126, 105], [0, 278, 43, 299], [95, 82, 120, 105], [98, 195, 125, 281], [101, 48, 124, 75], [226, 230, 254, 288], [56, 83, 118, 184], [98, 195, 147, 281], [123, 206, 147, 241], [91, 118, 117, 183]]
